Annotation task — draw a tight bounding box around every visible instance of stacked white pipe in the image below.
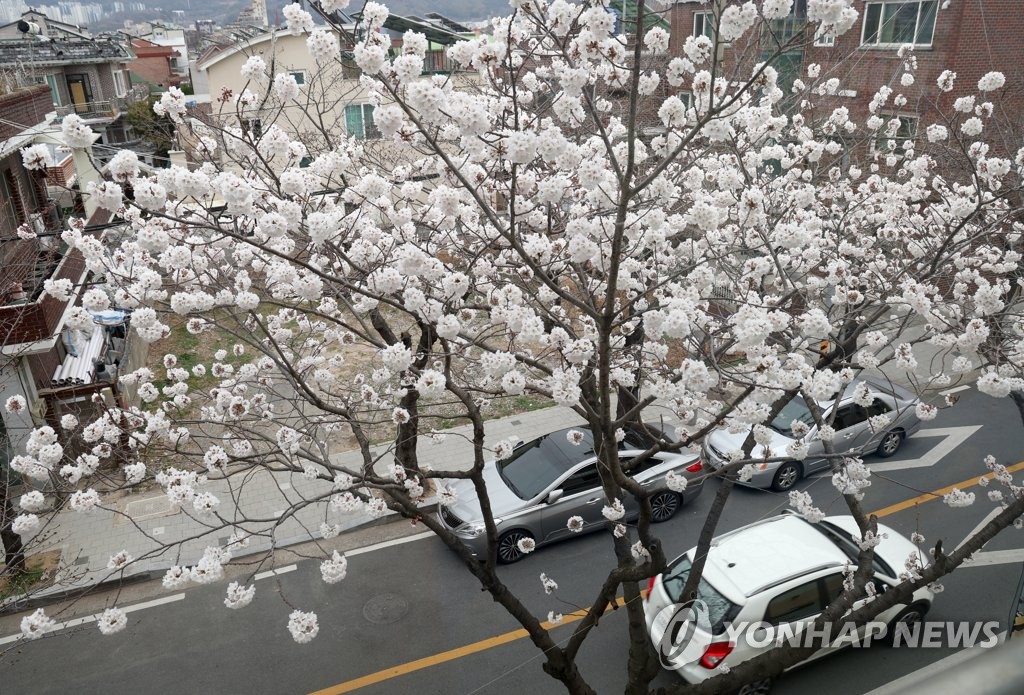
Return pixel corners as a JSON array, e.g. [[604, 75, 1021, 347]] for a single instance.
[[50, 327, 106, 387]]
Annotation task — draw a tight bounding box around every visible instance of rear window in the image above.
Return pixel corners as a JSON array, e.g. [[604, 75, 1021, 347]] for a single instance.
[[499, 432, 591, 499], [661, 557, 740, 634]]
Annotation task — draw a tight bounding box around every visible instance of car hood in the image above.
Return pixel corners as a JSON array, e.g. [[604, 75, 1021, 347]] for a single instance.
[[445, 461, 529, 524], [706, 426, 795, 460]]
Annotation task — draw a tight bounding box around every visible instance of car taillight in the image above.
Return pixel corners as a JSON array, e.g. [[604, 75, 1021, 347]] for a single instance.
[[686, 460, 704, 473], [699, 641, 734, 669], [647, 575, 657, 594]]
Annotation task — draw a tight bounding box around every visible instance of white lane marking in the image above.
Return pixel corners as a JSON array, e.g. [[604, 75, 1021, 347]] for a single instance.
[[254, 564, 297, 581], [962, 549, 1024, 567], [0, 593, 186, 645], [940, 385, 971, 397], [870, 426, 982, 473], [347, 531, 434, 557], [1, 532, 436, 644], [862, 632, 1006, 695]]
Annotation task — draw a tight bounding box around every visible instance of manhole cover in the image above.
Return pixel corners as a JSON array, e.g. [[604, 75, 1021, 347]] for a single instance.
[[362, 593, 409, 625]]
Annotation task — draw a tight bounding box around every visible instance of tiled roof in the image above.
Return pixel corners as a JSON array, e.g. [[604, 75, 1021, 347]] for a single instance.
[[0, 38, 133, 68]]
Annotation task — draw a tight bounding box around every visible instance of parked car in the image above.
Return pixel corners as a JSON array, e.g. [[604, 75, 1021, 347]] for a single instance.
[[644, 513, 934, 693], [436, 424, 705, 563], [702, 375, 922, 491]]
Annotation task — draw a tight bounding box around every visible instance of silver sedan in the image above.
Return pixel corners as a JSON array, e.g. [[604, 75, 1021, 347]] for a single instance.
[[702, 375, 923, 491], [437, 424, 706, 563]]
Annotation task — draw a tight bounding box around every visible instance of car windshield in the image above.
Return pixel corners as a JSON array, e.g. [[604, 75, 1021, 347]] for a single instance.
[[661, 557, 740, 634], [498, 430, 594, 500], [769, 396, 816, 437], [810, 519, 897, 579]]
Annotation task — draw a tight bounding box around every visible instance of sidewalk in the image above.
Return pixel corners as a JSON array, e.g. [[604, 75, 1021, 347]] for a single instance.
[[7, 404, 597, 605], [7, 327, 972, 607]]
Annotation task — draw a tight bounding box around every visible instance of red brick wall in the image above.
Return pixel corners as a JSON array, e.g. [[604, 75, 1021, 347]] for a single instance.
[[129, 55, 176, 88], [667, 1, 1024, 154], [0, 246, 86, 345], [0, 84, 52, 141]]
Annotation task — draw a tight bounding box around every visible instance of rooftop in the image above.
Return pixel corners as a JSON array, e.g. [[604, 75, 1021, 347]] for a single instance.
[[703, 515, 847, 598], [0, 37, 133, 67]]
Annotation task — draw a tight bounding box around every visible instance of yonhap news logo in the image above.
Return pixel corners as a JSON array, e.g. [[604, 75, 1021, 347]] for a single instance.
[[654, 601, 1001, 669]]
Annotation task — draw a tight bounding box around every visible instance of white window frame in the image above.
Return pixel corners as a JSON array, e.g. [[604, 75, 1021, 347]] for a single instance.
[[860, 1, 938, 48], [41, 73, 61, 105], [814, 25, 836, 46], [344, 103, 378, 140], [693, 11, 715, 41], [113, 70, 127, 98], [871, 114, 918, 157]]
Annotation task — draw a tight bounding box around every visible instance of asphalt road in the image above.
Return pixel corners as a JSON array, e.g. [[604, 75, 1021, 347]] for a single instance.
[[2, 390, 1022, 695]]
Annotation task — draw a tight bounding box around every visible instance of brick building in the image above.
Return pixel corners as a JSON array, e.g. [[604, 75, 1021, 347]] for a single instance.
[[0, 80, 117, 457], [0, 9, 148, 160], [668, 0, 1024, 157], [126, 37, 179, 91]]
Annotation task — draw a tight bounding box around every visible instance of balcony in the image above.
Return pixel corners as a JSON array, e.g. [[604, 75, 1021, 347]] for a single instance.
[[54, 85, 148, 125], [0, 222, 89, 348]]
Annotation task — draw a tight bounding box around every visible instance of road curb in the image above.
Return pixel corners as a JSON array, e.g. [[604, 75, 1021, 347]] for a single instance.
[[0, 501, 440, 618]]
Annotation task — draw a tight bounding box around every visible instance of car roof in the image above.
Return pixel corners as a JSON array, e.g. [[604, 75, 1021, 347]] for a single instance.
[[701, 515, 848, 598]]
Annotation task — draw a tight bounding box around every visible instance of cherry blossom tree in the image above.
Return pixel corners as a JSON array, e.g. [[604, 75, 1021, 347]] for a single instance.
[[5, 1, 1024, 693]]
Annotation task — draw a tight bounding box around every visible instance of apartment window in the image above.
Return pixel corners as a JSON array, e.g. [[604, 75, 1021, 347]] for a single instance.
[[862, 1, 938, 47], [344, 104, 379, 140], [873, 115, 917, 157], [242, 118, 263, 140], [113, 70, 128, 98], [814, 25, 836, 46], [693, 11, 715, 41], [289, 70, 307, 86]]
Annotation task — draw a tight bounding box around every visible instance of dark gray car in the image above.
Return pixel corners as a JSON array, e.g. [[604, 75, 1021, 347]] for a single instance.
[[437, 424, 705, 563], [702, 375, 923, 491]]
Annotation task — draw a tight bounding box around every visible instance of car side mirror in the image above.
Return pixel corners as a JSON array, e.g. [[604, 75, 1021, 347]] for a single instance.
[[546, 489, 564, 505]]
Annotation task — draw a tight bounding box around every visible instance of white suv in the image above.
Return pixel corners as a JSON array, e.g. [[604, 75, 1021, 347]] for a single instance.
[[644, 513, 934, 692]]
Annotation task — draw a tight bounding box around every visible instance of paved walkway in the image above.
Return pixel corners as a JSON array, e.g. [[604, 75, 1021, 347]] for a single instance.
[[10, 405, 598, 602], [8, 328, 973, 604]]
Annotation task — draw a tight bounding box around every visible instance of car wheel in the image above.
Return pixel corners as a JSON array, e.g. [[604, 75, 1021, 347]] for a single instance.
[[771, 462, 801, 491], [735, 677, 774, 695], [884, 603, 929, 645], [650, 491, 682, 523], [876, 430, 904, 458], [497, 530, 534, 564]]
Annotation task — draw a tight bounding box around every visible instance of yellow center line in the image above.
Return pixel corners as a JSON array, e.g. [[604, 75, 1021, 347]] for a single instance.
[[870, 461, 1024, 519], [311, 461, 1024, 694], [309, 597, 629, 695]]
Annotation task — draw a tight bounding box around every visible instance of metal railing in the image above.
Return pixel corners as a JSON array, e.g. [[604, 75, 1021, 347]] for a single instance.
[[55, 86, 147, 122]]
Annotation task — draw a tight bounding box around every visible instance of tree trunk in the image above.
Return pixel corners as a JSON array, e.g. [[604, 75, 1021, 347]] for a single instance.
[[1, 479, 26, 576]]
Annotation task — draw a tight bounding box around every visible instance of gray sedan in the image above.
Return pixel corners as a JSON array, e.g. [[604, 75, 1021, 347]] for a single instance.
[[437, 424, 705, 563], [702, 375, 923, 491]]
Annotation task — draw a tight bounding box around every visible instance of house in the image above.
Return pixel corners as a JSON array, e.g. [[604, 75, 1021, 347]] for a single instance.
[[0, 10, 146, 158], [126, 36, 179, 91], [667, 0, 1024, 157], [129, 22, 189, 83], [195, 13, 476, 159], [0, 80, 136, 457]]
